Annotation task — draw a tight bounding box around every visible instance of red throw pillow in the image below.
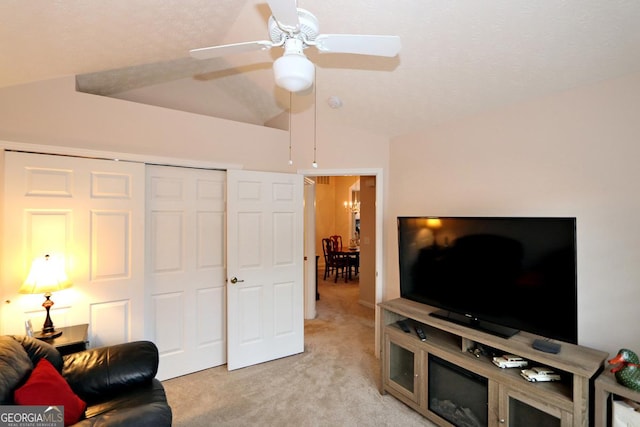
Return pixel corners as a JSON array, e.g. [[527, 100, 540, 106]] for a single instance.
[[14, 358, 86, 426]]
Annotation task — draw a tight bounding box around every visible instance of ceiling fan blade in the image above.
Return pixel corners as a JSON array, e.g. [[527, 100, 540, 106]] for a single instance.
[[267, 0, 300, 30], [190, 40, 274, 60], [314, 34, 401, 57]]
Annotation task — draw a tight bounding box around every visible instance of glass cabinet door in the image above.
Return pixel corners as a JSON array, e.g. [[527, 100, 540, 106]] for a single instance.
[[500, 386, 571, 427], [384, 334, 420, 403]]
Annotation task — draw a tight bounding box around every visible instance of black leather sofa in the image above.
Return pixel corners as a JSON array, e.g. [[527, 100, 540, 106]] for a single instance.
[[0, 335, 172, 426]]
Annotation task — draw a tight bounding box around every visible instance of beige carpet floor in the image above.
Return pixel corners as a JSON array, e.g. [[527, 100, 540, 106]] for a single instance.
[[162, 274, 436, 426]]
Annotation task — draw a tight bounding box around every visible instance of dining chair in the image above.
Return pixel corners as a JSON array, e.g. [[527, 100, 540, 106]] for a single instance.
[[322, 238, 334, 280], [347, 249, 359, 278], [323, 237, 349, 283], [333, 235, 358, 278], [329, 235, 343, 251]]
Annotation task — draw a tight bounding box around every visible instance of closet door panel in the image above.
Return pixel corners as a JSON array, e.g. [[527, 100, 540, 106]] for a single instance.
[[146, 165, 226, 380], [1, 151, 145, 346]]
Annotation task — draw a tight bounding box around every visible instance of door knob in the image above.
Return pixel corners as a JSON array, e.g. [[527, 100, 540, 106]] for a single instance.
[[229, 277, 244, 284]]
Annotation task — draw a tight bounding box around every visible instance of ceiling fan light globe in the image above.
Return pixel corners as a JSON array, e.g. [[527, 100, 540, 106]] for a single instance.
[[273, 53, 314, 92]]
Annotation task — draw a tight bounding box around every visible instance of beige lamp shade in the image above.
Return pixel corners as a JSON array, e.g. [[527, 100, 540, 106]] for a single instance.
[[19, 254, 72, 295]]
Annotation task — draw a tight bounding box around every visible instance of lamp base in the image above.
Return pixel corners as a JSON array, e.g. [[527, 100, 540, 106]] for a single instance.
[[35, 329, 63, 340], [37, 292, 62, 340]]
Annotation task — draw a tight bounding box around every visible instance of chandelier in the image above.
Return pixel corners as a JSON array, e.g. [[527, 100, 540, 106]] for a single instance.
[[344, 200, 360, 214]]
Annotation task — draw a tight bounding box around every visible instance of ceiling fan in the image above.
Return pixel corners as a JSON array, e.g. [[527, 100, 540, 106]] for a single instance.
[[189, 0, 401, 92]]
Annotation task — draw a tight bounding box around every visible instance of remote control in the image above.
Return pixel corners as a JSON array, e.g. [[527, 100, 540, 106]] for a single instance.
[[415, 326, 427, 341], [532, 339, 561, 354], [396, 320, 411, 333]]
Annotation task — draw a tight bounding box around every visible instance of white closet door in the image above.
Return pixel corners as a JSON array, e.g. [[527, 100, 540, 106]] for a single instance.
[[1, 151, 145, 346], [146, 165, 226, 380]]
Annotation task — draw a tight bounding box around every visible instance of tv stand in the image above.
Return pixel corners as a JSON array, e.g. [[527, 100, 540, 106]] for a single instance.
[[430, 309, 520, 339], [379, 298, 608, 427]]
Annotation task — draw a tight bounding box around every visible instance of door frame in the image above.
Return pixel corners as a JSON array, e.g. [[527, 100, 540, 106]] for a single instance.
[[303, 177, 317, 320], [299, 167, 384, 355]]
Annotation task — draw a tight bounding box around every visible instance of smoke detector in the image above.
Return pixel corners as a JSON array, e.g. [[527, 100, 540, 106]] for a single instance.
[[327, 96, 343, 109]]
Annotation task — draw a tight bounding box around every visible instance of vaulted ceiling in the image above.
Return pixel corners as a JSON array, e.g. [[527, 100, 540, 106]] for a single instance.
[[2, 1, 640, 138]]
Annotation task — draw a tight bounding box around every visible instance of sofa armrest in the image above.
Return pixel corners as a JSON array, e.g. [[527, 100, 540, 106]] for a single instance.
[[10, 335, 63, 371], [62, 341, 159, 403]]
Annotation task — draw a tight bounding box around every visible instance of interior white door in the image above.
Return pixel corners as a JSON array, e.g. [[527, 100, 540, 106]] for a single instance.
[[304, 178, 317, 319], [1, 151, 145, 345], [226, 169, 304, 370], [146, 165, 226, 380]]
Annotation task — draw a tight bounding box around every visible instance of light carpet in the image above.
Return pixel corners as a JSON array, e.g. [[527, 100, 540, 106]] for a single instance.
[[162, 276, 436, 426]]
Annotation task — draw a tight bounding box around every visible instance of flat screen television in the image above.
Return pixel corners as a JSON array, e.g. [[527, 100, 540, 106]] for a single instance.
[[397, 216, 577, 344]]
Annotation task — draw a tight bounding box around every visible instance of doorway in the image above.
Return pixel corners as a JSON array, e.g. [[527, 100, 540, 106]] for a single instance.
[[300, 168, 384, 354]]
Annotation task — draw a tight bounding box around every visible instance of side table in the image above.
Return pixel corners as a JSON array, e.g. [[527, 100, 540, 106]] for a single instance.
[[35, 324, 89, 356], [595, 367, 640, 426]]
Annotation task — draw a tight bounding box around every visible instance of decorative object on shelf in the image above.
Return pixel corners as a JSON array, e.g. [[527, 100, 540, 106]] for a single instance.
[[19, 254, 72, 339], [520, 367, 561, 382], [608, 348, 640, 392], [24, 319, 33, 337], [466, 342, 498, 359], [492, 355, 528, 369]]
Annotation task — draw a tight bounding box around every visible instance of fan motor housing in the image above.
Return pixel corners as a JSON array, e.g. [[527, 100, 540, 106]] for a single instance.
[[269, 8, 319, 44]]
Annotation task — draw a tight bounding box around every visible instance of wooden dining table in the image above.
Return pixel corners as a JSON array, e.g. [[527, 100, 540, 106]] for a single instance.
[[338, 247, 359, 280]]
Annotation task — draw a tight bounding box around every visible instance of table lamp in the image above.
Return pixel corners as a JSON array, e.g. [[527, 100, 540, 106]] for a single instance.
[[19, 254, 72, 339]]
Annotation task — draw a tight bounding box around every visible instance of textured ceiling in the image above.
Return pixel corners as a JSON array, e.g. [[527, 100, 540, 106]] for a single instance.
[[2, 1, 640, 138]]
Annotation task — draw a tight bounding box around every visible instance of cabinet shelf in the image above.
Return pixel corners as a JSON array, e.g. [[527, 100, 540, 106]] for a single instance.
[[380, 298, 608, 427], [595, 368, 640, 426]]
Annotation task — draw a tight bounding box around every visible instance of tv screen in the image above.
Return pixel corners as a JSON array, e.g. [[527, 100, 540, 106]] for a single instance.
[[397, 216, 577, 344]]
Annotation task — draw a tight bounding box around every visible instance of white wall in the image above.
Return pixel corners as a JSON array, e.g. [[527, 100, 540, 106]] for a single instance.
[[0, 76, 289, 170], [0, 76, 390, 171], [387, 71, 640, 357]]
